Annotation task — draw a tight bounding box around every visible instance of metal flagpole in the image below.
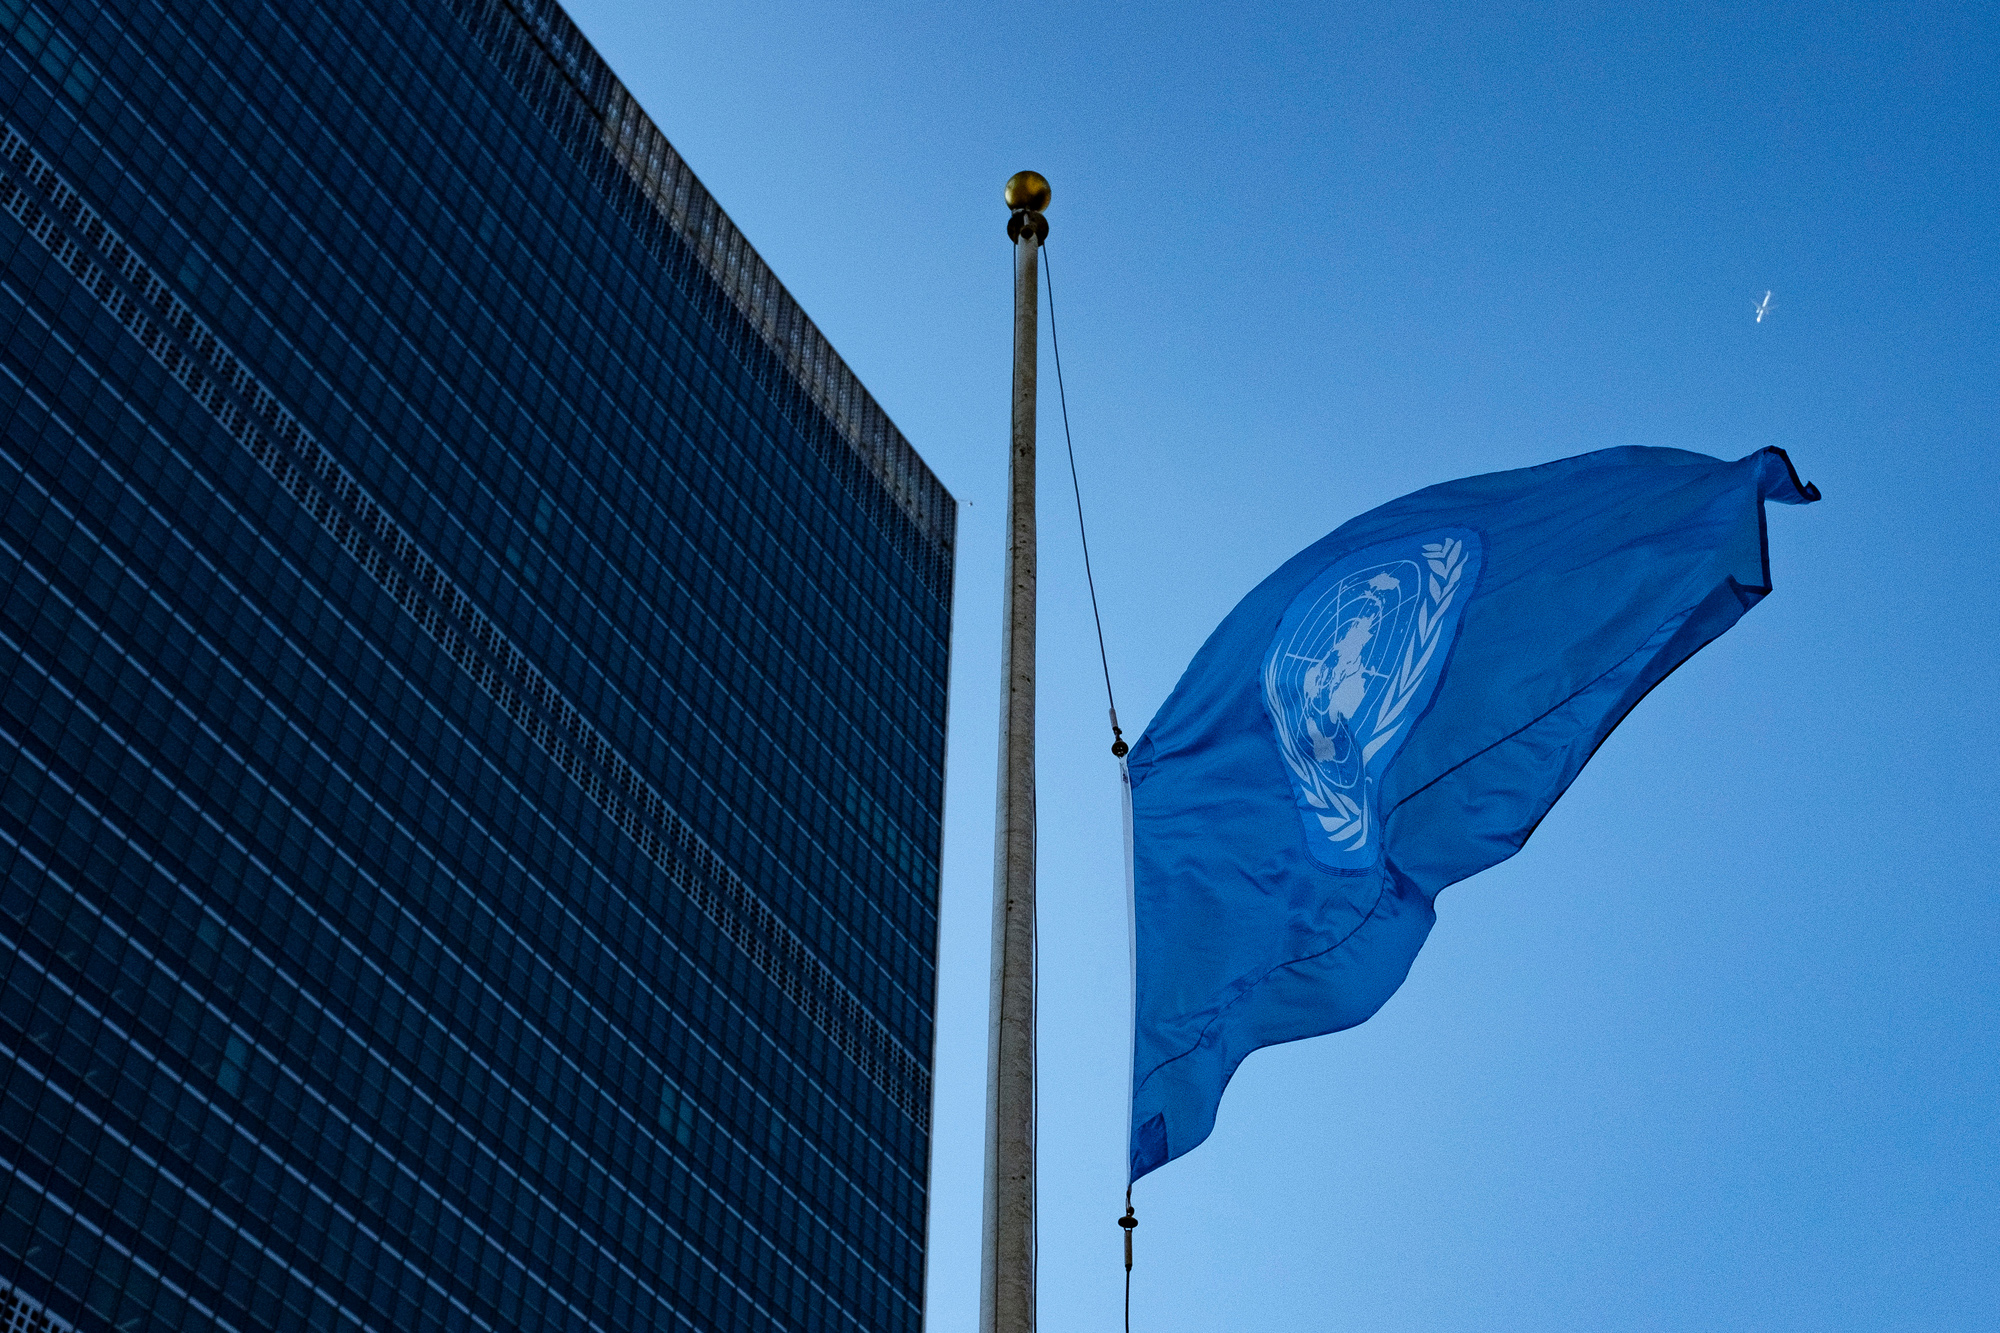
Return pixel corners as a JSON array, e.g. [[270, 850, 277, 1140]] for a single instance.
[[982, 170, 1049, 1333]]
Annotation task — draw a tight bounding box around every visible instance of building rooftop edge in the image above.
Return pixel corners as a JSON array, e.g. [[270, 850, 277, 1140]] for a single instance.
[[489, 0, 958, 562]]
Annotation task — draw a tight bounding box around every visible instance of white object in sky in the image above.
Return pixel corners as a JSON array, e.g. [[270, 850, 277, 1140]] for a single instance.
[[1755, 290, 1773, 323]]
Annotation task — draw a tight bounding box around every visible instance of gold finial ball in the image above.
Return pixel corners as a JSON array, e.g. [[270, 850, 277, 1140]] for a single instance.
[[1005, 171, 1051, 213]]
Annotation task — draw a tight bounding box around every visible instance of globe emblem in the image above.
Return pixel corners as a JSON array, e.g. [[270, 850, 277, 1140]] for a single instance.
[[1262, 532, 1481, 871], [1279, 570, 1411, 801]]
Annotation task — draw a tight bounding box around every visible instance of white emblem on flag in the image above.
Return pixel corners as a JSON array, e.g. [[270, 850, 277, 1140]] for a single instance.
[[1262, 530, 1479, 870]]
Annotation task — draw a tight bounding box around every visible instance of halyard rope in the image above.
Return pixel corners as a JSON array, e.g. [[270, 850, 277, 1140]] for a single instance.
[[1041, 239, 1140, 1327], [1042, 243, 1128, 758]]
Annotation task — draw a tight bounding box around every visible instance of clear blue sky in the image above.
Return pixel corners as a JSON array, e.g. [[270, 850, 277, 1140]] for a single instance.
[[567, 3, 1997, 1328]]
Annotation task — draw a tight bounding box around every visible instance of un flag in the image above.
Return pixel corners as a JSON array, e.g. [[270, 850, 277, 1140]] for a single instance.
[[1127, 446, 1818, 1181]]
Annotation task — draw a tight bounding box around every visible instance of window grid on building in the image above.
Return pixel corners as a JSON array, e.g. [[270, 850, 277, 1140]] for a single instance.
[[0, 0, 953, 1330]]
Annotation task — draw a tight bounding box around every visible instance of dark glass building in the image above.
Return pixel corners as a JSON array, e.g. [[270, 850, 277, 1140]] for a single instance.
[[0, 0, 955, 1330]]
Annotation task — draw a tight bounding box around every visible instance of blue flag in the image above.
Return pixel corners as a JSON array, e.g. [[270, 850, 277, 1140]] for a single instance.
[[1127, 446, 1818, 1181]]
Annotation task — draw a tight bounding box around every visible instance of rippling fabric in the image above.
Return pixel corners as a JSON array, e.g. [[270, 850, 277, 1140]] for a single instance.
[[1127, 446, 1819, 1181]]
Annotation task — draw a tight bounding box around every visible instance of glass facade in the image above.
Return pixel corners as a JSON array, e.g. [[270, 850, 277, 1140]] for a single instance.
[[0, 0, 954, 1331]]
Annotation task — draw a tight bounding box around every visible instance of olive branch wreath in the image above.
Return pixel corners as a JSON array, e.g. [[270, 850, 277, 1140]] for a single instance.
[[1279, 537, 1469, 849]]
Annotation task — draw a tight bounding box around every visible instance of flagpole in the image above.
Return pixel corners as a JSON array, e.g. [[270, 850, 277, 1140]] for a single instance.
[[983, 170, 1049, 1333]]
